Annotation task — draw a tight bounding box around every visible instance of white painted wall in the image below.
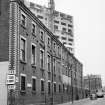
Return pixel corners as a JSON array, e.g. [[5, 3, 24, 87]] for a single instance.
[[0, 62, 8, 105]]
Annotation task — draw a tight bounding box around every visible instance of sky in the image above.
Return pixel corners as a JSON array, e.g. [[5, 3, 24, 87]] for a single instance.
[[27, 0, 105, 86]]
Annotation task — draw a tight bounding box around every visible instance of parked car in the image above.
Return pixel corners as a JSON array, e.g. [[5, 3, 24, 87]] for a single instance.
[[90, 93, 97, 100], [96, 91, 104, 98]]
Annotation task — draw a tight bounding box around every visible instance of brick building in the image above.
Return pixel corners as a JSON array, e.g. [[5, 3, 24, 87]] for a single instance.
[[84, 74, 102, 95], [0, 0, 83, 105]]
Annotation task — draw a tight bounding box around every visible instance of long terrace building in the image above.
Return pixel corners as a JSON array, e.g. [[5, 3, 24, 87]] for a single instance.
[[0, 0, 83, 105]]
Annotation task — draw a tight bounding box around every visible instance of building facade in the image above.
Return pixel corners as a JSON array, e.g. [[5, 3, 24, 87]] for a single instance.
[[24, 0, 74, 54], [84, 75, 102, 95], [0, 0, 83, 105]]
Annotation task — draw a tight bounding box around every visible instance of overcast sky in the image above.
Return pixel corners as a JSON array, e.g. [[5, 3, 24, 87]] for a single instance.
[[27, 0, 105, 86]]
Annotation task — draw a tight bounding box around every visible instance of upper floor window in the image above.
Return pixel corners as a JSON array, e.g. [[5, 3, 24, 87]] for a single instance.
[[31, 44, 36, 65], [40, 49, 44, 69], [32, 22, 36, 34], [58, 46, 61, 56], [63, 84, 65, 92], [40, 30, 44, 41], [20, 74, 26, 91], [62, 37, 66, 40], [32, 77, 36, 91], [68, 24, 72, 27], [53, 42, 56, 50], [54, 83, 56, 93], [63, 42, 66, 45], [60, 13, 65, 17], [53, 58, 56, 73], [47, 54, 51, 72], [62, 28, 66, 32], [47, 37, 51, 46], [48, 82, 51, 94], [37, 15, 43, 19], [54, 25, 58, 30], [68, 38, 73, 42], [54, 20, 59, 24], [21, 12, 26, 27], [61, 22, 66, 26], [20, 36, 26, 61], [41, 79, 44, 92], [59, 84, 61, 93], [68, 29, 72, 33]]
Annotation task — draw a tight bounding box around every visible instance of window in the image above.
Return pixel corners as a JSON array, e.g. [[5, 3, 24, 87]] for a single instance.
[[61, 22, 66, 26], [31, 44, 36, 65], [68, 38, 73, 42], [20, 75, 26, 91], [55, 36, 59, 39], [54, 25, 58, 30], [40, 30, 44, 41], [53, 42, 56, 50], [32, 23, 36, 34], [63, 84, 65, 92], [47, 54, 51, 72], [32, 77, 36, 91], [58, 46, 60, 56], [53, 58, 56, 73], [60, 13, 65, 17], [41, 80, 44, 92], [54, 20, 59, 24], [54, 83, 56, 93], [62, 37, 66, 40], [69, 43, 72, 45], [20, 37, 26, 61], [68, 24, 72, 27], [63, 42, 66, 45], [21, 13, 26, 27], [48, 82, 51, 94], [40, 49, 44, 68], [62, 28, 66, 32], [68, 29, 73, 36], [37, 15, 43, 19], [54, 11, 59, 17], [59, 84, 61, 93], [30, 2, 35, 8], [47, 37, 50, 46], [68, 29, 71, 33]]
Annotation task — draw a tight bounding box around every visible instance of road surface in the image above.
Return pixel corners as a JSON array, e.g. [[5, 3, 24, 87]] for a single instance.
[[57, 97, 105, 105]]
